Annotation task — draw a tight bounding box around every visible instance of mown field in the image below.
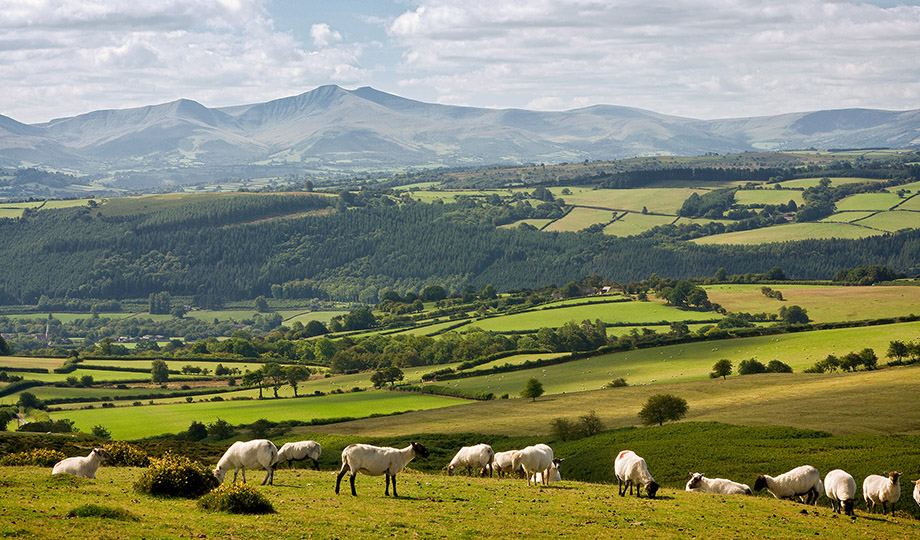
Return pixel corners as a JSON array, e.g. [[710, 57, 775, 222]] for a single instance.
[[692, 222, 880, 245]]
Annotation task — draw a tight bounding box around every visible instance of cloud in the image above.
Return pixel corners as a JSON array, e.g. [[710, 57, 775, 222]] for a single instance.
[[310, 23, 343, 48]]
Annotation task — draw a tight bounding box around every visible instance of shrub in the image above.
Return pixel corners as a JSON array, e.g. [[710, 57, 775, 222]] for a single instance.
[[550, 417, 579, 441], [738, 358, 767, 375], [638, 394, 689, 426], [103, 441, 150, 467], [92, 425, 112, 439], [604, 378, 628, 388], [197, 483, 275, 514], [765, 360, 793, 373], [0, 448, 66, 467], [134, 453, 218, 498], [67, 504, 137, 521]]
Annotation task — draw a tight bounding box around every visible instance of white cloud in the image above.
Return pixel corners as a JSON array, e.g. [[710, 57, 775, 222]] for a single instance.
[[310, 23, 343, 48]]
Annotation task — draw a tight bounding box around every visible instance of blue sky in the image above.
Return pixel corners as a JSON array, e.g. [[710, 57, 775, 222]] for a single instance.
[[1, 0, 918, 123]]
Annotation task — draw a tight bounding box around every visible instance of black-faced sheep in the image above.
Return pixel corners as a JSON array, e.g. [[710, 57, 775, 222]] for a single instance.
[[213, 439, 279, 485], [863, 471, 901, 515], [511, 444, 554, 486], [824, 469, 857, 516], [335, 442, 429, 497], [448, 443, 494, 477], [51, 447, 112, 479], [685, 472, 752, 495], [275, 440, 322, 470], [531, 458, 564, 484], [753, 465, 821, 505], [614, 450, 659, 498], [492, 450, 524, 478]]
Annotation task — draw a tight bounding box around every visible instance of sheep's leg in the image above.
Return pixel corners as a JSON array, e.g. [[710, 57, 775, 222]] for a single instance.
[[385, 474, 391, 496], [241, 468, 247, 484], [335, 464, 349, 494], [262, 467, 272, 486], [312, 458, 320, 471], [391, 474, 398, 497], [232, 469, 239, 484], [617, 478, 624, 497], [882, 502, 888, 515]]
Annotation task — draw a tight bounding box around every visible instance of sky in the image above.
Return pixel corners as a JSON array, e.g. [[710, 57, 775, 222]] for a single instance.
[[1, 0, 918, 124]]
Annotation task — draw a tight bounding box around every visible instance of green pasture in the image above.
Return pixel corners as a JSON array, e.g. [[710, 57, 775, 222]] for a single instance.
[[549, 187, 703, 214], [705, 284, 920, 323], [435, 320, 920, 397], [498, 218, 554, 230], [543, 207, 615, 232], [853, 210, 920, 232], [473, 352, 569, 370], [733, 189, 804, 207], [388, 319, 470, 336], [603, 212, 675, 237], [0, 312, 134, 322], [11, 369, 191, 384], [467, 301, 720, 333], [3, 466, 918, 540], [0, 356, 65, 371], [895, 180, 920, 193], [835, 192, 903, 211], [692, 222, 879, 245], [4, 382, 204, 405], [539, 295, 627, 308], [774, 177, 882, 189], [895, 195, 920, 211], [50, 390, 467, 440], [820, 210, 876, 223], [671, 216, 733, 227]]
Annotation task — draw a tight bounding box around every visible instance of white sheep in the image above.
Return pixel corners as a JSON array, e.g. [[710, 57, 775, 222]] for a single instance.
[[531, 458, 564, 484], [448, 443, 494, 477], [511, 444, 554, 486], [863, 471, 901, 515], [275, 440, 322, 470], [51, 447, 112, 479], [614, 450, 659, 498], [492, 450, 524, 478], [824, 469, 857, 515], [753, 465, 821, 505], [685, 472, 752, 495], [335, 442, 430, 497], [213, 439, 279, 485], [912, 479, 920, 509]]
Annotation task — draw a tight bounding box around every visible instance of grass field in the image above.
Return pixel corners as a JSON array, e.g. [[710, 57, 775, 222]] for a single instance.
[[0, 356, 66, 370], [543, 207, 615, 232], [692, 222, 880, 245], [851, 211, 920, 232], [50, 390, 467, 439], [820, 211, 877, 223], [548, 187, 704, 214], [3, 464, 918, 540], [704, 284, 920, 323], [603, 212, 675, 236], [773, 177, 882, 189], [894, 196, 920, 211], [498, 218, 554, 230], [835, 192, 904, 211], [733, 189, 804, 206]]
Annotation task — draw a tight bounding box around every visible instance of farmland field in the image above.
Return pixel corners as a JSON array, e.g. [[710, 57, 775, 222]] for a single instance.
[[820, 210, 876, 223], [733, 189, 804, 206], [835, 192, 903, 211], [603, 212, 675, 236], [50, 390, 467, 439], [692, 222, 879, 244], [498, 218, 554, 230], [852, 210, 920, 232], [704, 284, 920, 322], [0, 356, 66, 370], [549, 187, 704, 214], [543, 207, 615, 232], [773, 176, 883, 189], [895, 195, 920, 211]]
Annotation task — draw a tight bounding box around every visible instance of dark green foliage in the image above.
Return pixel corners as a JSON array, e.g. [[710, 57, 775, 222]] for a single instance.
[[198, 483, 275, 514], [18, 419, 74, 433], [738, 358, 767, 375], [0, 334, 11, 355], [150, 359, 169, 383], [710, 359, 733, 379], [102, 442, 150, 467], [638, 394, 688, 426], [550, 417, 579, 441], [91, 425, 111, 440], [134, 453, 219, 499], [779, 305, 810, 324], [765, 360, 793, 373], [396, 384, 494, 401], [206, 418, 236, 440], [186, 421, 208, 441], [67, 504, 138, 521], [833, 265, 904, 285], [17, 391, 44, 410], [604, 378, 628, 388], [521, 377, 544, 402], [678, 188, 737, 218]]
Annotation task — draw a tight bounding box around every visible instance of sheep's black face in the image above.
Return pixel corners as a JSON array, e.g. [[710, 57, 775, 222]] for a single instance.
[[646, 481, 659, 499], [753, 476, 768, 492], [842, 500, 854, 516], [687, 474, 702, 489], [412, 442, 430, 458]]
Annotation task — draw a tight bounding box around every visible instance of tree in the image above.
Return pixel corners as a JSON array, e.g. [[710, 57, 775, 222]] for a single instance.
[[420, 285, 447, 302], [17, 391, 44, 411], [284, 365, 311, 397], [765, 360, 793, 373], [710, 359, 733, 380], [186, 421, 208, 441], [91, 424, 111, 440], [242, 368, 265, 399], [80, 375, 94, 387], [480, 284, 497, 300], [520, 377, 544, 402], [550, 417, 578, 441], [779, 305, 809, 324], [737, 358, 766, 375], [580, 410, 605, 437], [344, 307, 376, 331], [151, 359, 169, 383], [170, 304, 188, 319], [887, 340, 909, 363], [207, 418, 236, 440], [638, 394, 688, 426], [0, 334, 11, 355], [254, 295, 269, 313], [263, 362, 284, 398]]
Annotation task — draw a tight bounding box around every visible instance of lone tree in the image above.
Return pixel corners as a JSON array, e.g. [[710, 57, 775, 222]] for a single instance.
[[520, 377, 545, 402], [151, 359, 169, 384], [638, 393, 689, 426], [710, 359, 733, 380]]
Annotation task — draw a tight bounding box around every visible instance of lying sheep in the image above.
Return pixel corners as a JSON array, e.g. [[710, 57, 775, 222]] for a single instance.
[[531, 458, 564, 484], [51, 447, 112, 479], [335, 442, 429, 497], [511, 444, 554, 486], [685, 472, 752, 495], [492, 450, 523, 478], [448, 443, 494, 477], [754, 465, 821, 505], [863, 471, 901, 515], [214, 439, 278, 485], [614, 450, 659, 499], [275, 440, 322, 470], [824, 469, 857, 516]]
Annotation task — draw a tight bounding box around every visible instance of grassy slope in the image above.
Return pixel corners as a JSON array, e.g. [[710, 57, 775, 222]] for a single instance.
[[692, 222, 880, 245], [4, 466, 918, 540]]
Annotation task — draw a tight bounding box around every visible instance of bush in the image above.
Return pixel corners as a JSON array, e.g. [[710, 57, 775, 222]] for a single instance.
[[737, 358, 766, 375], [103, 441, 150, 467], [92, 424, 112, 439], [638, 394, 689, 426], [550, 417, 579, 441], [197, 483, 275, 514], [604, 378, 628, 388], [0, 448, 66, 467], [67, 504, 137, 521], [134, 453, 219, 498], [765, 360, 793, 373]]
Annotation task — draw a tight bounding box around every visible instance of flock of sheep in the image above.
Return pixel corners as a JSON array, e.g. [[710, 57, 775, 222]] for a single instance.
[[51, 440, 920, 518]]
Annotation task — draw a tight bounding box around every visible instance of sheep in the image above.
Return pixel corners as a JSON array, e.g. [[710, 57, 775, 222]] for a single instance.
[[685, 472, 752, 495], [51, 447, 112, 479], [275, 440, 322, 471], [912, 479, 920, 509], [492, 450, 524, 478], [447, 443, 494, 477], [511, 444, 554, 486], [753, 465, 821, 505], [863, 471, 901, 515], [531, 458, 564, 484], [614, 450, 659, 498], [335, 442, 429, 497], [213, 439, 279, 486], [824, 469, 857, 516]]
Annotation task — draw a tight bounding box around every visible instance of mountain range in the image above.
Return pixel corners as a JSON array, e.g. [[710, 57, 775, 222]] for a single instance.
[[1, 85, 919, 186]]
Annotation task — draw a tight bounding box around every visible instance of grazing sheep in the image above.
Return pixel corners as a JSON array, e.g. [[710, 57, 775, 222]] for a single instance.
[[511, 444, 555, 486], [754, 465, 821, 505], [824, 469, 857, 516], [614, 450, 659, 499], [51, 448, 112, 479], [492, 450, 524, 478], [213, 439, 279, 485], [685, 472, 752, 495], [863, 471, 901, 515], [335, 442, 429, 497], [531, 458, 564, 484], [448, 443, 494, 477], [275, 440, 322, 470], [912, 479, 920, 508]]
